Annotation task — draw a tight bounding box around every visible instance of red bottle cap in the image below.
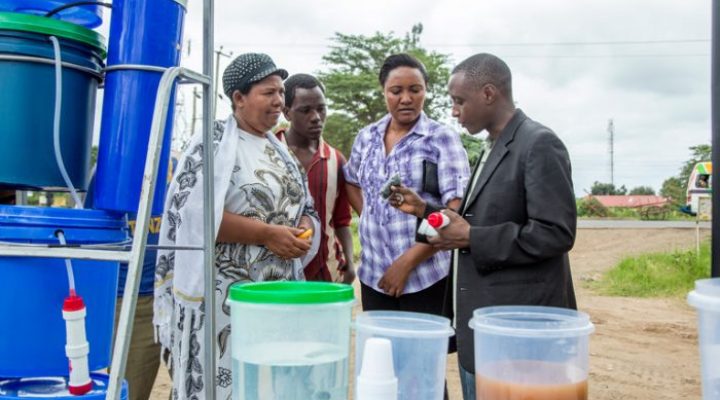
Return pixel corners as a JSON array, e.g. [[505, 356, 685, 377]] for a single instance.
[[427, 212, 446, 228], [63, 295, 85, 312]]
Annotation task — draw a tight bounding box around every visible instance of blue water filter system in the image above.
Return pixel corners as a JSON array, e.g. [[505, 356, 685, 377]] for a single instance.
[[93, 0, 186, 214], [0, 205, 127, 378]]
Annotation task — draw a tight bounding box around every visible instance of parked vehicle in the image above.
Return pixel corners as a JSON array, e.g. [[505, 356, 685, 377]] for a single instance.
[[684, 161, 712, 215]]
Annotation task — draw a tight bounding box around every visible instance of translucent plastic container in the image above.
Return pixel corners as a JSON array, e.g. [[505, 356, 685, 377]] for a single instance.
[[229, 281, 354, 400], [470, 306, 595, 400], [354, 311, 454, 400], [688, 278, 720, 400]]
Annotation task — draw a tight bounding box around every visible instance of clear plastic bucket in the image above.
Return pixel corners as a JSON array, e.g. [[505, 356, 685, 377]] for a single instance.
[[229, 281, 355, 400], [354, 311, 454, 400], [688, 278, 720, 400], [470, 306, 594, 400]]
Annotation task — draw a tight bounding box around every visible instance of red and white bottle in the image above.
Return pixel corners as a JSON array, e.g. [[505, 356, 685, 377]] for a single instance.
[[418, 212, 450, 237], [62, 292, 92, 395], [427, 212, 450, 230]]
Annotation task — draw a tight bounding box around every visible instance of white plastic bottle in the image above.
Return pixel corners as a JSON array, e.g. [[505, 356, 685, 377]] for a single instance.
[[62, 293, 92, 395], [356, 338, 398, 400]]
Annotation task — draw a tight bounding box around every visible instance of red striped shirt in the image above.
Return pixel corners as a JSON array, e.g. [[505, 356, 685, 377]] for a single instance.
[[276, 130, 352, 281]]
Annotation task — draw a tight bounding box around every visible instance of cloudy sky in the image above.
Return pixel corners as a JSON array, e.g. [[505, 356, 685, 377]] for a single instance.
[[172, 0, 712, 197]]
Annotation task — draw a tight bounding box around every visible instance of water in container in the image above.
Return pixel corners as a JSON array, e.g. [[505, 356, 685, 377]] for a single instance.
[[230, 282, 354, 400], [470, 306, 594, 400], [234, 342, 347, 400]]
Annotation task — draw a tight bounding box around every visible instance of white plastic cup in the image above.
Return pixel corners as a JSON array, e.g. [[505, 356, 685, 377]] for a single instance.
[[355, 311, 454, 400], [470, 306, 594, 399], [356, 338, 398, 400], [688, 278, 720, 400]]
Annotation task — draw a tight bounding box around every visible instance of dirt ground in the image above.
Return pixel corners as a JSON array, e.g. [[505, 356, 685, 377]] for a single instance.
[[149, 228, 709, 399]]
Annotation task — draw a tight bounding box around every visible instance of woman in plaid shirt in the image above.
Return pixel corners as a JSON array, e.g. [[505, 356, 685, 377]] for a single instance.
[[344, 53, 470, 316]]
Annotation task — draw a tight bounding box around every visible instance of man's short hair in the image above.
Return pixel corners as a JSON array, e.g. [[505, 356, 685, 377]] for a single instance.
[[284, 73, 325, 108], [378, 53, 429, 87], [453, 53, 513, 98]]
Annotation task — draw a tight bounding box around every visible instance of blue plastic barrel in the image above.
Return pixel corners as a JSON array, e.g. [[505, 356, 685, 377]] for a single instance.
[[94, 0, 187, 215], [0, 13, 105, 190], [0, 374, 128, 399], [0, 205, 127, 377], [0, 1, 103, 29]]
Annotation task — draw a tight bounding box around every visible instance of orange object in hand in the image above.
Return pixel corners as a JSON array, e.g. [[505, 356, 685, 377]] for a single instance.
[[297, 228, 313, 239]]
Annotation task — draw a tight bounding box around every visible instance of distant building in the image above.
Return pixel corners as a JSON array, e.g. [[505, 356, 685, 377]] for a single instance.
[[586, 195, 669, 208]]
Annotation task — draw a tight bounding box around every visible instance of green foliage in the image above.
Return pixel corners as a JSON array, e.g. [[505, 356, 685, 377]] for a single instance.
[[460, 134, 485, 167], [590, 181, 627, 195], [660, 176, 686, 209], [318, 23, 452, 152], [592, 241, 711, 297], [629, 186, 655, 195], [577, 196, 608, 217], [350, 217, 361, 260], [323, 113, 357, 159]]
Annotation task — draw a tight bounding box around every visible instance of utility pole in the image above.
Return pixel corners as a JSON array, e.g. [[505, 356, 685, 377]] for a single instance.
[[213, 46, 233, 119], [712, 0, 719, 277], [607, 119, 615, 187]]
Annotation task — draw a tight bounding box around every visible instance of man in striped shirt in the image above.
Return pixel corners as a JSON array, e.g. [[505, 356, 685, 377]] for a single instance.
[[277, 73, 355, 283]]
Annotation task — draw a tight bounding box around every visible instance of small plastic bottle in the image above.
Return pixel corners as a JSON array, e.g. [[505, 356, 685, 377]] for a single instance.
[[62, 293, 92, 395]]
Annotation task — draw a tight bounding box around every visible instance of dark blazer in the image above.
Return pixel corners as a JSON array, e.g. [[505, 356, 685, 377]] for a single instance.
[[427, 109, 578, 373]]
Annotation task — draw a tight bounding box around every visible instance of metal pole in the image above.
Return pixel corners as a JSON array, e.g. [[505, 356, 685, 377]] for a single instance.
[[202, 0, 217, 398], [713, 0, 720, 277]]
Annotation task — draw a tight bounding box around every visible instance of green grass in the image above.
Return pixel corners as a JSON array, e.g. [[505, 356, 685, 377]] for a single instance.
[[350, 217, 361, 261], [592, 241, 711, 297]]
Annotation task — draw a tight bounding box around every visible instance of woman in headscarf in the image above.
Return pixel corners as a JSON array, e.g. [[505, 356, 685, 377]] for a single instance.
[[344, 53, 470, 314], [154, 53, 319, 400]]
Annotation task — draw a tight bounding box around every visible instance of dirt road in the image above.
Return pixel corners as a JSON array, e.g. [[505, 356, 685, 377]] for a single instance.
[[149, 228, 709, 399]]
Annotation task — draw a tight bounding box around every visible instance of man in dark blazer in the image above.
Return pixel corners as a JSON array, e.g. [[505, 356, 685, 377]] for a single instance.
[[389, 53, 577, 400]]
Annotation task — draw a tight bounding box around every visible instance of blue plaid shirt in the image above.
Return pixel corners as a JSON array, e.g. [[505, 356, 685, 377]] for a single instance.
[[344, 113, 470, 294]]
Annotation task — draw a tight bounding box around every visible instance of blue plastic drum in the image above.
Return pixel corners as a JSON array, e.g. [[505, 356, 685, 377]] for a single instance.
[[0, 374, 128, 399], [93, 0, 186, 214], [0, 13, 105, 190], [0, 1, 103, 28], [0, 206, 127, 377]]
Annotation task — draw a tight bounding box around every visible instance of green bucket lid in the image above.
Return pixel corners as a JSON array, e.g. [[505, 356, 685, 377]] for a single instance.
[[230, 281, 354, 304], [0, 12, 106, 57]]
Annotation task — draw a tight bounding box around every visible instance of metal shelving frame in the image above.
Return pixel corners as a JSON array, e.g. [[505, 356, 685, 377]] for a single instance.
[[0, 1, 217, 399]]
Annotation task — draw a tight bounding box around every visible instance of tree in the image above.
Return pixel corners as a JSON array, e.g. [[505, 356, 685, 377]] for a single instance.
[[660, 176, 686, 209], [678, 144, 711, 187], [629, 186, 655, 195], [590, 181, 627, 195], [318, 23, 452, 154]]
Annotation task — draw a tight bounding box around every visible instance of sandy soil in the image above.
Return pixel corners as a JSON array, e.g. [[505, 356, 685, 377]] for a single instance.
[[149, 228, 709, 399]]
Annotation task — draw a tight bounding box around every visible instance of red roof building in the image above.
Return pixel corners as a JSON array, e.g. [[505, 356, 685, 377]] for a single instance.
[[587, 195, 669, 208]]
